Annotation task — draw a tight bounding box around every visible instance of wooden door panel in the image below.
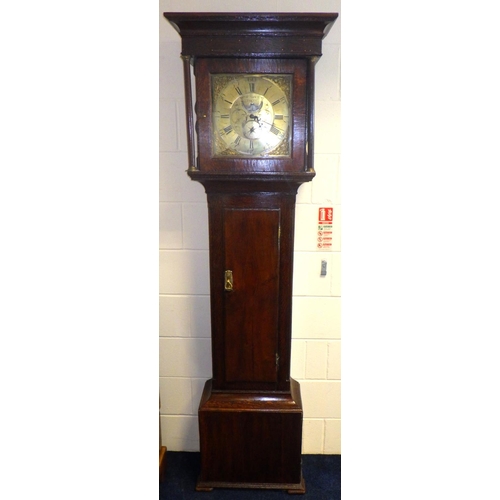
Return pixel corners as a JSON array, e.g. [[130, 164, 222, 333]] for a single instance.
[[223, 208, 280, 384]]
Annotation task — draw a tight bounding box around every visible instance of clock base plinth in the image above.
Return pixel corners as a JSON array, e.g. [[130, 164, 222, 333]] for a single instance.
[[195, 476, 305, 495], [197, 379, 304, 493]]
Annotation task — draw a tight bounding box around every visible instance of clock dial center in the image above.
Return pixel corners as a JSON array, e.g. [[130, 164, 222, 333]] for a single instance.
[[230, 93, 274, 140]]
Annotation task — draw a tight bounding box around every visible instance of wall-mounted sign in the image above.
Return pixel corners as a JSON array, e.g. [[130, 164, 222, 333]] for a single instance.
[[317, 207, 333, 250]]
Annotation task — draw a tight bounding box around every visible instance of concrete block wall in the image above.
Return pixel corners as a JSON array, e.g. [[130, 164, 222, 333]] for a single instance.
[[159, 0, 341, 454]]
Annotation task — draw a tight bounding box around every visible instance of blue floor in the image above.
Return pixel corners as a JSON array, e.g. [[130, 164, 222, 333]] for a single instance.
[[160, 452, 340, 499]]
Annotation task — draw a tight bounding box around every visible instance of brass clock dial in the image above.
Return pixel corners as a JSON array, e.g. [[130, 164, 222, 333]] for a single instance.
[[212, 74, 291, 157]]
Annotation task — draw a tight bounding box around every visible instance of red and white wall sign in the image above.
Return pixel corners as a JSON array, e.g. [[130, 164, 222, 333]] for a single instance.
[[317, 207, 333, 250]]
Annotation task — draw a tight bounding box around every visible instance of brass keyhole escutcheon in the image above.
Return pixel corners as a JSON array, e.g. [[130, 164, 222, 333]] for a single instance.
[[225, 270, 233, 291]]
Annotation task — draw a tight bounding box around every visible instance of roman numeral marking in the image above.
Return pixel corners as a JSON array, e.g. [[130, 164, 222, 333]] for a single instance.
[[272, 97, 284, 106], [223, 125, 233, 135], [235, 86, 242, 95], [270, 125, 283, 135]]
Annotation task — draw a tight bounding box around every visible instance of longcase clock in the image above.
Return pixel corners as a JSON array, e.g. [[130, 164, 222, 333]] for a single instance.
[[163, 12, 338, 494]]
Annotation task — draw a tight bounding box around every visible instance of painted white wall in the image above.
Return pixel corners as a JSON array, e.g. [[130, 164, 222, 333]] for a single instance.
[[159, 0, 341, 454]]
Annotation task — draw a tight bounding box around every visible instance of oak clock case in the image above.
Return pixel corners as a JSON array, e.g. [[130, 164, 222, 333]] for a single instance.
[[163, 12, 338, 494]]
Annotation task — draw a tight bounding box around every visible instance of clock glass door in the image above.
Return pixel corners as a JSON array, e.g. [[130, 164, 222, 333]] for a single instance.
[[194, 57, 307, 173], [223, 208, 280, 387]]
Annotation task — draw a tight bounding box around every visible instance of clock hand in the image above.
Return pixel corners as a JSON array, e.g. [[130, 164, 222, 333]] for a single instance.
[[258, 119, 274, 127]]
